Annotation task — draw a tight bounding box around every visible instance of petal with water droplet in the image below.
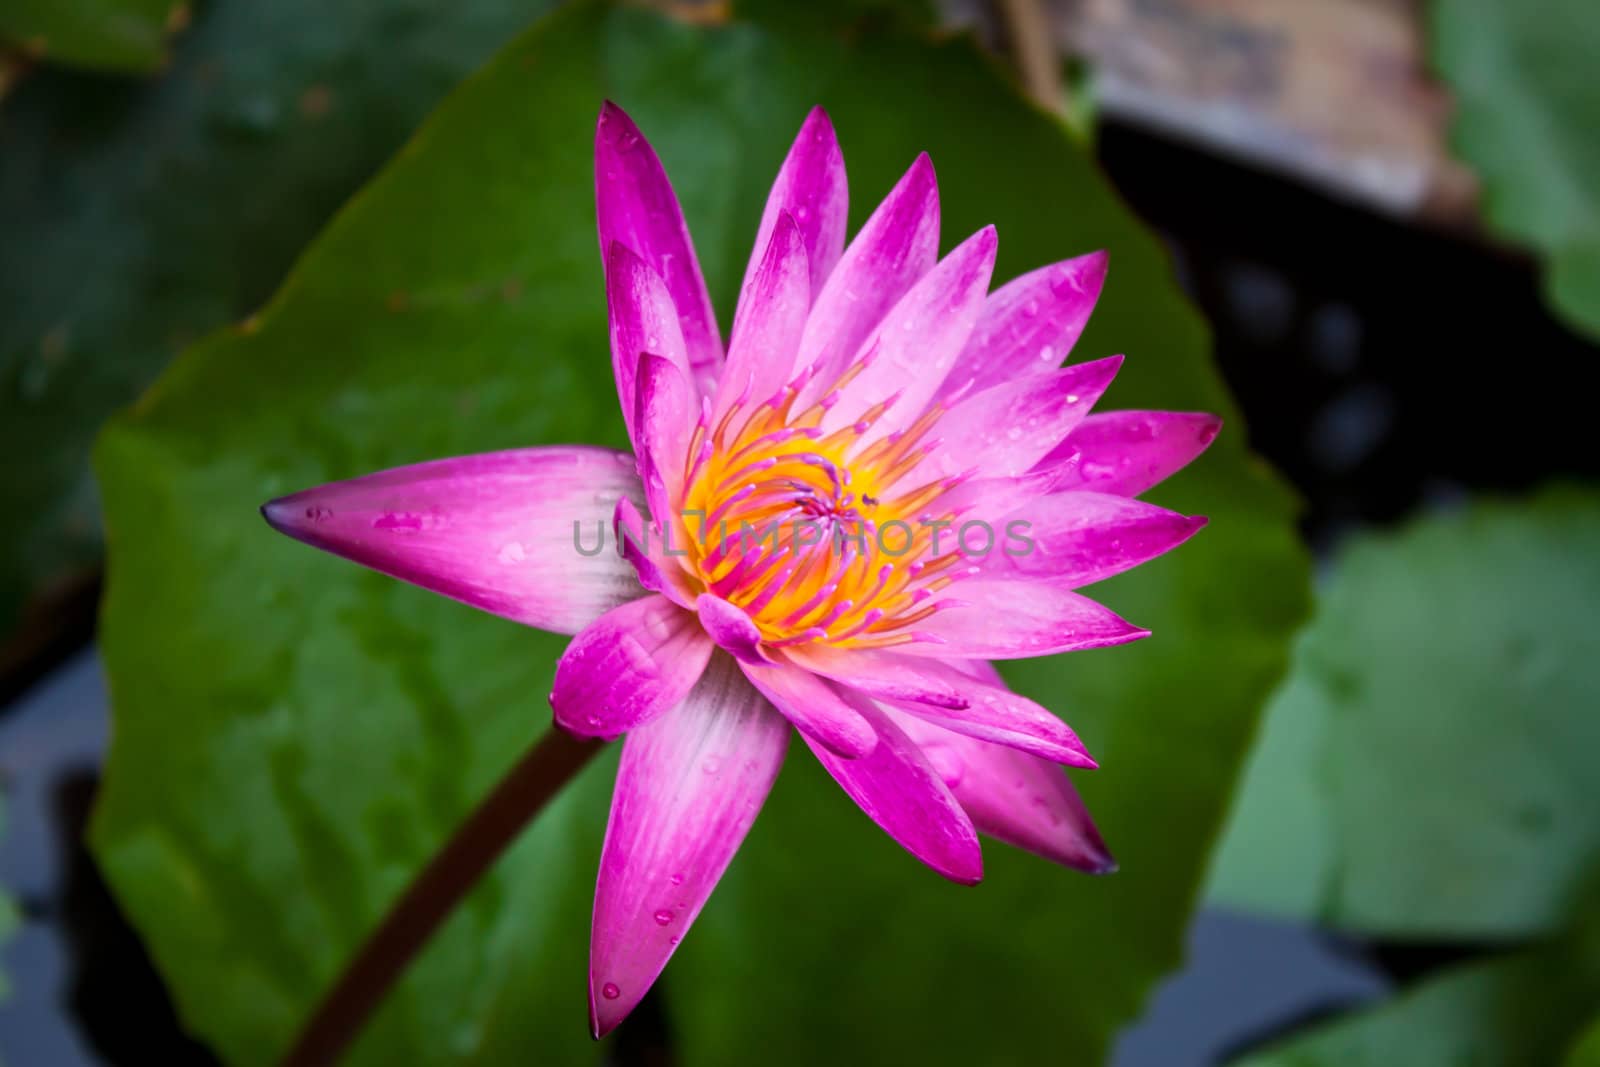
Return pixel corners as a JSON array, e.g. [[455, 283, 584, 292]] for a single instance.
[[595, 102, 722, 390], [260, 446, 645, 635], [551, 594, 711, 739], [590, 654, 786, 1037]]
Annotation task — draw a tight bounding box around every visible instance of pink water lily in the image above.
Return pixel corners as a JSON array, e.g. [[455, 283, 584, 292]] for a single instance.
[[262, 102, 1218, 1037]]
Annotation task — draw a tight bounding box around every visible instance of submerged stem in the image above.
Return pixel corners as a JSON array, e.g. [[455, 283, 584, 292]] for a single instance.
[[280, 728, 605, 1067]]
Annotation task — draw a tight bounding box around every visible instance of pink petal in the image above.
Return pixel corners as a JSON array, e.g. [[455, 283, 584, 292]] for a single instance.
[[790, 646, 1095, 767], [1044, 410, 1223, 497], [606, 242, 690, 449], [740, 106, 847, 300], [261, 446, 644, 635], [908, 581, 1149, 659], [590, 653, 788, 1037], [614, 497, 697, 608], [939, 251, 1108, 401], [991, 491, 1208, 587], [551, 594, 712, 739], [802, 688, 983, 884], [791, 153, 939, 399], [819, 226, 998, 436], [787, 644, 969, 708], [892, 710, 1115, 873], [634, 353, 696, 526], [714, 212, 811, 432], [739, 656, 878, 758], [696, 593, 768, 666], [596, 102, 722, 390], [912, 355, 1124, 483], [936, 464, 1076, 523]]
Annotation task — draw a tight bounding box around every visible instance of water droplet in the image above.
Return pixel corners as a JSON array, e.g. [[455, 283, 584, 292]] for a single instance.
[[669, 872, 684, 886], [654, 908, 675, 926], [1005, 426, 1022, 440], [1037, 344, 1055, 362], [498, 542, 526, 564], [601, 982, 621, 1000], [702, 756, 722, 774], [1023, 299, 1040, 318]]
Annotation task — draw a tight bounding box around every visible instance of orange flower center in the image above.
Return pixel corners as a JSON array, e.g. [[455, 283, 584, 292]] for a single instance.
[[675, 363, 970, 648]]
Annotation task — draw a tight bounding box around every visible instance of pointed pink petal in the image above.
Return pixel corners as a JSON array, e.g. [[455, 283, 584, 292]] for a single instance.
[[739, 656, 877, 758], [606, 242, 690, 448], [1044, 410, 1223, 497], [634, 352, 695, 527], [715, 212, 811, 430], [908, 581, 1149, 659], [803, 688, 983, 884], [590, 653, 788, 1037], [988, 491, 1207, 587], [614, 497, 698, 608], [696, 593, 768, 666], [740, 106, 848, 299], [819, 226, 998, 436], [911, 355, 1123, 483], [261, 447, 644, 635], [596, 102, 722, 389], [551, 594, 712, 739], [936, 463, 1076, 523], [892, 710, 1115, 873], [791, 153, 939, 397], [789, 646, 1095, 767], [939, 251, 1108, 400]]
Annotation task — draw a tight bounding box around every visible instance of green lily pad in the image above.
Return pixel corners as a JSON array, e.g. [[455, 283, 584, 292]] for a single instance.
[[0, 0, 556, 639], [1209, 487, 1600, 938], [0, 0, 181, 74], [91, 2, 1307, 1064], [1231, 921, 1600, 1067], [1432, 0, 1600, 341]]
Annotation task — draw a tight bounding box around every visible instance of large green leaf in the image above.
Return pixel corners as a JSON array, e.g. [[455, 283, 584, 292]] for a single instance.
[[1432, 0, 1600, 341], [0, 0, 556, 637], [1208, 488, 1600, 938], [0, 0, 180, 73], [91, 2, 1307, 1063], [1231, 921, 1600, 1067]]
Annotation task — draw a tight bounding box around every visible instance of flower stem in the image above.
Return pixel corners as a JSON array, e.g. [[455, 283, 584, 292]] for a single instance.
[[279, 728, 605, 1067]]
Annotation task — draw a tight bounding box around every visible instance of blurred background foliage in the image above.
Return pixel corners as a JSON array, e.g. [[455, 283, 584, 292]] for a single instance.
[[1432, 0, 1600, 342], [0, 0, 560, 658], [0, 0, 1597, 1064], [0, 0, 183, 74]]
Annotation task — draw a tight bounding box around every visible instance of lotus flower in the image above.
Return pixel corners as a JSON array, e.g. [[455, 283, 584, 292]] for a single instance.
[[262, 102, 1218, 1037]]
